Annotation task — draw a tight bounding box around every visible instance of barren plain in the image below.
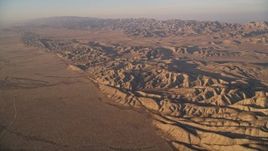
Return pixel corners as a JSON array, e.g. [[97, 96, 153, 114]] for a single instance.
[[0, 29, 172, 151], [1, 17, 268, 150]]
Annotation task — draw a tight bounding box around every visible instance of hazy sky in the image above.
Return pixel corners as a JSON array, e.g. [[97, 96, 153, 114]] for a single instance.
[[0, 0, 267, 23]]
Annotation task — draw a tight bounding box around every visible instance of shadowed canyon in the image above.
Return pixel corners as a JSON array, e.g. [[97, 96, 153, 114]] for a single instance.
[[1, 17, 268, 150]]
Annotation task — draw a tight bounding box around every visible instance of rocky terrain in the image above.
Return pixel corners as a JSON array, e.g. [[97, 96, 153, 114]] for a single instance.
[[20, 17, 268, 150]]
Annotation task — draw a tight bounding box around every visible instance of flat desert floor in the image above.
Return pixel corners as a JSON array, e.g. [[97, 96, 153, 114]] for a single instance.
[[0, 31, 172, 151], [1, 17, 268, 151]]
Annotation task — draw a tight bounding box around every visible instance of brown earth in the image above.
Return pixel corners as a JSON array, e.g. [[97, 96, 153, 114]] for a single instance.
[[0, 31, 172, 151], [2, 17, 268, 151]]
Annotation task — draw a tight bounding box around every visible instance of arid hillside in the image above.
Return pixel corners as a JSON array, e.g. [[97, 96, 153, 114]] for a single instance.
[[13, 17, 268, 150], [0, 30, 172, 151]]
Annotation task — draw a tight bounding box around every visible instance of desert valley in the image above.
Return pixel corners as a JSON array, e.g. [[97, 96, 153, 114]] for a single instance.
[[1, 16, 268, 150]]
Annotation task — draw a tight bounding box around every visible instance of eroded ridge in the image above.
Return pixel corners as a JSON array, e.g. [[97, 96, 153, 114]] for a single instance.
[[21, 19, 268, 150]]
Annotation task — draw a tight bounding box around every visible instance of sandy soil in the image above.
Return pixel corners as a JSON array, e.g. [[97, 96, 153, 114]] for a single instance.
[[0, 31, 172, 151], [2, 18, 268, 150]]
